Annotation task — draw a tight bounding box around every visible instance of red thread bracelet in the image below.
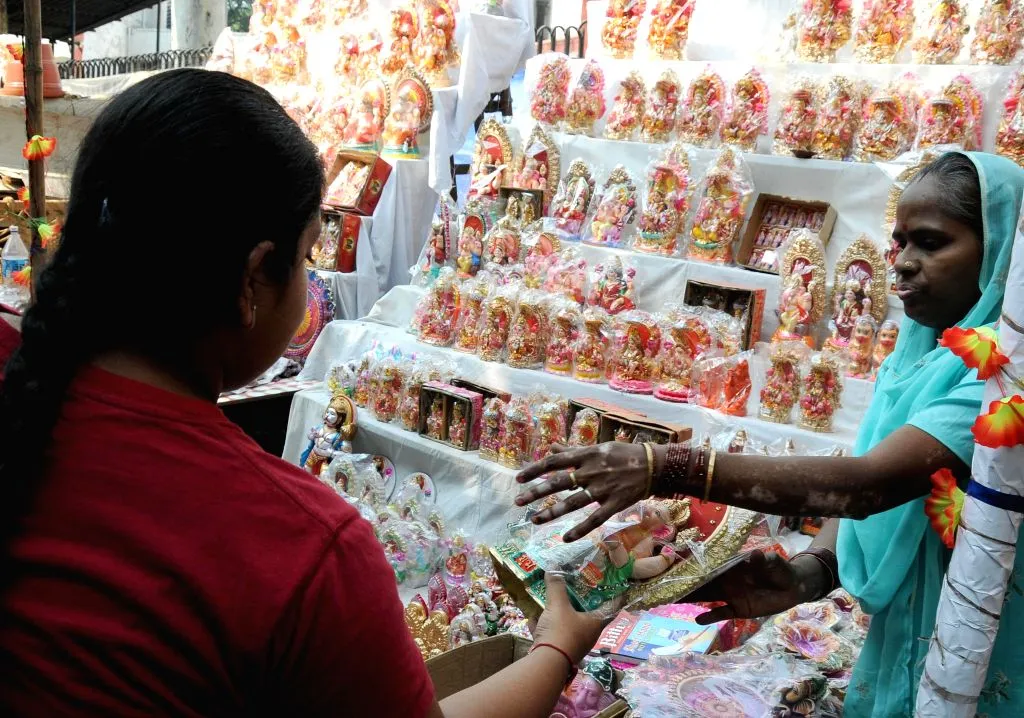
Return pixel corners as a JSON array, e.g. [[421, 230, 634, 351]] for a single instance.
[[530, 642, 579, 686]]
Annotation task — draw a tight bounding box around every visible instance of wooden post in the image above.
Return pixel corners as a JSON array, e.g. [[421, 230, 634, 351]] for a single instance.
[[22, 0, 45, 300]]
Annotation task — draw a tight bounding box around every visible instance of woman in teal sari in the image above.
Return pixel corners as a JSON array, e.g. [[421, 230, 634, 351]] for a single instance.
[[515, 151, 1024, 715]]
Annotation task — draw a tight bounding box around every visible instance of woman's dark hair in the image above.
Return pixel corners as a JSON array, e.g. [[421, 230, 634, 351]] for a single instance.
[[913, 152, 985, 241], [0, 69, 323, 551]]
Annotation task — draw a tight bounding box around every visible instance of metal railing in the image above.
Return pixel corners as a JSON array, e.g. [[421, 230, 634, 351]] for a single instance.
[[58, 47, 213, 80], [535, 22, 587, 58]]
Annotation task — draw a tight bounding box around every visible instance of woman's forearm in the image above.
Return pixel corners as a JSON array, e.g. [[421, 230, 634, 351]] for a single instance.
[[438, 648, 568, 718]]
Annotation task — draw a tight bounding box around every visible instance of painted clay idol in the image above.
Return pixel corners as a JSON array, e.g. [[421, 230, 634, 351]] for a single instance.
[[773, 77, 819, 156], [636, 143, 691, 256], [511, 125, 560, 207], [568, 408, 600, 447], [647, 0, 696, 60], [772, 230, 827, 347], [468, 119, 512, 200], [971, 0, 1024, 64], [720, 68, 771, 153], [760, 343, 805, 423], [654, 312, 718, 403], [544, 300, 581, 376], [812, 76, 860, 160], [300, 393, 356, 477], [479, 397, 506, 461], [796, 0, 854, 61], [532, 402, 567, 462], [853, 77, 920, 162], [551, 159, 596, 237], [845, 315, 877, 378], [564, 60, 606, 135], [602, 0, 648, 58], [343, 78, 389, 150], [382, 67, 433, 159], [453, 276, 491, 353], [996, 68, 1024, 165], [506, 291, 547, 368], [641, 69, 682, 144], [587, 167, 638, 248], [587, 257, 637, 316], [411, 267, 461, 346], [482, 196, 522, 268], [799, 353, 844, 432], [381, 5, 419, 76], [872, 319, 900, 377], [530, 53, 572, 125], [415, 0, 460, 87], [915, 75, 983, 150], [853, 0, 915, 63], [522, 229, 560, 289], [912, 0, 968, 63], [687, 147, 754, 264], [370, 358, 405, 423], [609, 311, 662, 394], [477, 290, 514, 362], [824, 235, 888, 352], [545, 246, 588, 305], [498, 398, 533, 469], [456, 203, 487, 278], [676, 67, 726, 147], [604, 72, 646, 141], [574, 307, 611, 383]]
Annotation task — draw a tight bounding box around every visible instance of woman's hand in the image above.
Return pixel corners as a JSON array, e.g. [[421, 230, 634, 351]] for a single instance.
[[515, 443, 650, 542], [531, 573, 611, 664], [687, 551, 827, 625]]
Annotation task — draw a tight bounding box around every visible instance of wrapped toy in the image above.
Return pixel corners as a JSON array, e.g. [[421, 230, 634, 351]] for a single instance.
[[693, 351, 753, 416], [915, 74, 984, 150], [532, 401, 568, 462], [602, 0, 648, 58], [530, 53, 572, 126], [971, 0, 1024, 64], [795, 0, 854, 61], [482, 196, 523, 268], [586, 167, 639, 248], [996, 68, 1024, 165], [635, 142, 692, 256], [912, 0, 968, 63], [812, 75, 860, 160], [760, 342, 808, 423], [479, 397, 506, 461], [545, 246, 588, 305], [773, 77, 819, 157], [381, 5, 419, 76], [587, 256, 637, 315], [453, 274, 493, 353], [477, 288, 515, 362], [686, 147, 754, 264], [399, 364, 441, 431], [522, 227, 560, 289], [415, 0, 460, 87], [564, 60, 607, 136], [799, 353, 844, 432], [647, 0, 696, 60], [568, 408, 600, 447], [455, 202, 489, 278], [551, 159, 597, 237], [604, 72, 646, 141], [506, 290, 548, 369], [852, 75, 920, 162], [498, 397, 533, 469], [411, 267, 461, 346], [370, 356, 407, 423], [574, 307, 611, 383], [771, 229, 827, 347], [676, 67, 726, 147], [641, 69, 682, 143], [654, 309, 720, 403], [720, 68, 771, 153], [413, 199, 455, 287], [853, 0, 915, 63], [609, 310, 662, 394], [544, 299, 581, 376]]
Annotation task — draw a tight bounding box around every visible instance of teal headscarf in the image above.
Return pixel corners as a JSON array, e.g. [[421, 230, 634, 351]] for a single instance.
[[838, 152, 1024, 717]]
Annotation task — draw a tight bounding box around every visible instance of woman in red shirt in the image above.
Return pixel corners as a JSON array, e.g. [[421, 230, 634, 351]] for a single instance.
[[0, 70, 601, 717]]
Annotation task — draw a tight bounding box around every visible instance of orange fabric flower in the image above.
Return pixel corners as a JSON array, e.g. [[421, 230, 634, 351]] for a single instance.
[[16, 186, 29, 211], [37, 220, 61, 249], [22, 135, 56, 161], [925, 468, 964, 549], [939, 326, 1009, 380], [6, 44, 23, 62], [11, 265, 30, 286], [972, 395, 1024, 449]]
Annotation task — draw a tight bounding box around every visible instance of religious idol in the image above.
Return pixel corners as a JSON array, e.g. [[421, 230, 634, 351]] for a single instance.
[[300, 393, 356, 477], [477, 291, 514, 362], [453, 276, 491, 353], [853, 0, 915, 63], [507, 291, 547, 369], [587, 257, 637, 316], [564, 59, 606, 135], [532, 402, 567, 462], [609, 311, 662, 394], [456, 204, 487, 278], [544, 300, 581, 376], [720, 68, 771, 153], [353, 354, 373, 407], [448, 402, 469, 448], [971, 0, 1024, 64], [824, 235, 887, 352], [812, 75, 859, 160], [530, 53, 572, 125], [545, 246, 588, 305], [523, 230, 560, 289], [380, 5, 418, 76], [647, 0, 696, 60], [573, 307, 610, 383], [568, 408, 600, 447], [845, 315, 877, 379], [640, 70, 682, 144], [636, 144, 691, 256], [415, 0, 460, 87], [853, 79, 918, 162], [759, 343, 806, 423], [551, 159, 596, 237], [694, 354, 752, 416], [772, 230, 826, 347], [417, 216, 449, 285], [480, 397, 506, 461], [996, 68, 1024, 165], [912, 0, 968, 63], [687, 147, 754, 264], [498, 398, 533, 469], [382, 68, 433, 159], [605, 72, 647, 141], [872, 319, 900, 378], [799, 353, 843, 432], [425, 395, 446, 440], [676, 67, 726, 147], [654, 313, 717, 403], [370, 358, 406, 423], [795, 0, 854, 61], [468, 119, 512, 201], [399, 366, 437, 431], [342, 78, 389, 150], [915, 75, 983, 150], [773, 77, 819, 156], [482, 196, 522, 268], [601, 0, 647, 58], [587, 167, 638, 248], [412, 267, 461, 346], [511, 126, 560, 208]]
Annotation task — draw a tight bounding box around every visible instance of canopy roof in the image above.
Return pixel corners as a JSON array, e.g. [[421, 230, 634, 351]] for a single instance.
[[10, 0, 158, 41]]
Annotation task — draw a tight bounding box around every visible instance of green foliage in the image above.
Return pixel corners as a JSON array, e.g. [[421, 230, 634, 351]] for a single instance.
[[227, 0, 252, 32]]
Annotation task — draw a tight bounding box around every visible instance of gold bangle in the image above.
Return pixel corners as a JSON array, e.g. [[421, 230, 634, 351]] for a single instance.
[[702, 449, 717, 503], [642, 442, 655, 497]]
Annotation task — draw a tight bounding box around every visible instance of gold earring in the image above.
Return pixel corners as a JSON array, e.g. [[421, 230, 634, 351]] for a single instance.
[[249, 305, 257, 329]]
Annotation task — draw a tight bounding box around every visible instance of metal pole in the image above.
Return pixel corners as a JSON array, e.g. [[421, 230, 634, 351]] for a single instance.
[[156, 0, 161, 53], [22, 0, 45, 300], [69, 0, 76, 59]]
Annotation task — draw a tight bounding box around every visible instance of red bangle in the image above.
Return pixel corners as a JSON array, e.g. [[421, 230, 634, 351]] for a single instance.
[[530, 642, 578, 686]]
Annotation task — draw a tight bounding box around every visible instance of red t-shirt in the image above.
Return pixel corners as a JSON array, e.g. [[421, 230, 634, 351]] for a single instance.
[[0, 357, 434, 715]]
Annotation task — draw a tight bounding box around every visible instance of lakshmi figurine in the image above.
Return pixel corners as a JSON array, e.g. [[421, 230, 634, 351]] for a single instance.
[[587, 167, 638, 248], [448, 403, 469, 448], [654, 315, 715, 403], [498, 398, 533, 469], [812, 75, 859, 160], [604, 72, 646, 141], [853, 83, 916, 162], [552, 159, 596, 236], [453, 277, 491, 353], [996, 69, 1024, 165], [635, 148, 690, 256], [795, 0, 854, 62], [425, 396, 446, 440], [824, 235, 887, 352], [845, 315, 877, 379], [479, 397, 506, 461], [300, 394, 356, 477], [916, 75, 983, 150], [647, 0, 696, 60], [853, 0, 915, 63], [687, 147, 754, 264], [530, 53, 572, 125], [759, 344, 805, 423], [544, 301, 581, 376], [477, 291, 514, 362], [640, 70, 682, 144], [609, 311, 662, 395], [506, 291, 546, 369], [412, 267, 460, 346], [720, 69, 771, 153], [912, 0, 968, 63], [532, 402, 567, 462], [564, 60, 606, 135], [676, 67, 727, 147], [574, 308, 611, 383], [773, 78, 819, 156], [799, 353, 843, 432], [872, 319, 900, 377], [545, 246, 588, 305], [587, 257, 637, 316], [601, 0, 647, 59], [568, 408, 600, 447], [971, 0, 1024, 64]]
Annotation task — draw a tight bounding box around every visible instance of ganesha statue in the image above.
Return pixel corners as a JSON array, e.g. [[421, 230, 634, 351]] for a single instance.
[[772, 231, 826, 347], [574, 308, 611, 383], [587, 167, 638, 248]]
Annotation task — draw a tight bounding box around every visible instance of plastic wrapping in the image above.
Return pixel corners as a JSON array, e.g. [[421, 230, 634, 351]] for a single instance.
[[497, 396, 533, 468], [641, 69, 682, 144], [529, 52, 571, 126], [693, 351, 753, 416], [812, 75, 861, 160], [773, 76, 819, 157], [587, 256, 638, 315], [795, 0, 853, 62], [369, 355, 406, 423], [676, 67, 726, 147], [720, 69, 771, 153], [574, 307, 612, 383], [798, 352, 845, 433], [531, 400, 569, 461], [511, 129, 557, 196], [822, 234, 889, 354], [646, 0, 696, 60], [551, 159, 597, 239], [468, 119, 513, 202], [563, 59, 607, 136], [654, 308, 721, 403], [771, 229, 827, 347], [341, 78, 389, 150], [544, 245, 588, 304], [380, 5, 418, 76], [412, 197, 457, 286], [911, 0, 968, 63], [759, 342, 810, 424], [995, 67, 1024, 165], [635, 142, 692, 256], [476, 286, 515, 362], [452, 274, 493, 353], [521, 226, 561, 289], [914, 74, 984, 150], [481, 197, 523, 268], [398, 362, 439, 431], [410, 267, 461, 345], [602, 0, 648, 59], [686, 147, 755, 265], [479, 396, 507, 461], [569, 408, 601, 446], [604, 72, 647, 141], [609, 310, 663, 394], [970, 0, 1024, 64], [852, 75, 921, 162], [853, 0, 914, 63], [506, 289, 548, 369], [544, 298, 582, 376], [585, 166, 639, 248], [455, 201, 491, 278], [414, 0, 460, 88]]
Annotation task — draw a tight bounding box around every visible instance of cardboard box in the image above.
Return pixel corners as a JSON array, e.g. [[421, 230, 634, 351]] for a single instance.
[[313, 208, 361, 273], [419, 381, 484, 451], [599, 412, 693, 445], [323, 149, 392, 216], [452, 378, 512, 404], [737, 193, 837, 274], [683, 279, 767, 350], [567, 397, 637, 432]]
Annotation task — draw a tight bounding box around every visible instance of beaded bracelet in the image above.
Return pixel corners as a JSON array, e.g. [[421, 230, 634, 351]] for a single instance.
[[653, 441, 691, 498]]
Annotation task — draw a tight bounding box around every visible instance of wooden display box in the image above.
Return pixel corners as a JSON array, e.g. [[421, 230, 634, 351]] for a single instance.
[[323, 149, 392, 216], [598, 412, 692, 445], [418, 381, 484, 451], [312, 208, 361, 273], [737, 193, 837, 275], [498, 187, 543, 221], [683, 279, 766, 350]]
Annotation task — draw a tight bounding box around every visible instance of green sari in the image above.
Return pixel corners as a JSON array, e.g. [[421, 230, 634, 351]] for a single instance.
[[837, 152, 1024, 716]]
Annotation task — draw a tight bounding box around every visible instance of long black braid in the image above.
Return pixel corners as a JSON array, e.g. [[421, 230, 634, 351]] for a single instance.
[[0, 69, 323, 561]]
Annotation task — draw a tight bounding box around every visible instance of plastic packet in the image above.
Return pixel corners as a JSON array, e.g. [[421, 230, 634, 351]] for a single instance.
[[853, 0, 914, 63], [551, 159, 598, 239], [812, 75, 862, 160], [410, 266, 461, 346], [654, 308, 722, 403], [369, 355, 407, 423], [544, 245, 588, 304], [970, 0, 1024, 64], [521, 225, 561, 289], [467, 119, 513, 202], [798, 352, 845, 432], [506, 289, 548, 369], [676, 66, 726, 147], [759, 341, 810, 424], [574, 307, 612, 383], [455, 201, 491, 278], [451, 274, 493, 353], [479, 396, 507, 461], [773, 76, 819, 157], [584, 166, 639, 248], [476, 285, 515, 362], [324, 452, 385, 500], [586, 256, 638, 317], [640, 69, 682, 144], [914, 74, 984, 150], [795, 0, 853, 62], [529, 52, 571, 126], [911, 0, 968, 63], [481, 197, 524, 268], [646, 0, 696, 60], [510, 132, 556, 196], [693, 350, 753, 416], [601, 0, 648, 59], [563, 59, 607, 136], [531, 400, 569, 461], [568, 408, 601, 446], [686, 146, 754, 265], [352, 351, 377, 408], [609, 310, 662, 394], [544, 298, 582, 376], [411, 197, 457, 287], [398, 362, 439, 431], [720, 68, 771, 153], [996, 67, 1024, 165], [604, 72, 646, 141], [497, 396, 534, 469], [852, 74, 921, 162], [635, 141, 692, 256]]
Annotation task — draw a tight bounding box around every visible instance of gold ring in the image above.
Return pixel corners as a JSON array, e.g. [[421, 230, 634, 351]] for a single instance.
[[568, 471, 578, 490], [582, 488, 595, 503]]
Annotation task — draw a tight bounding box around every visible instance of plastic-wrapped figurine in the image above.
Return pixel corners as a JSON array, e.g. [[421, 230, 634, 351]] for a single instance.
[[342, 79, 389, 150], [604, 72, 647, 141], [773, 77, 819, 156], [693, 353, 752, 416], [853, 0, 915, 63], [609, 311, 662, 394], [532, 402, 568, 461], [587, 167, 638, 248], [545, 246, 588, 305], [971, 0, 1024, 64], [824, 235, 887, 352], [530, 53, 572, 125], [507, 291, 547, 368], [412, 267, 461, 346], [687, 147, 754, 264], [812, 76, 860, 160], [915, 75, 983, 150], [498, 398, 533, 469], [772, 230, 826, 347], [399, 365, 436, 431], [468, 119, 512, 201], [759, 343, 805, 423], [453, 276, 491, 353], [448, 403, 469, 448], [417, 216, 450, 285], [872, 319, 900, 377], [353, 354, 374, 407], [795, 0, 854, 61], [370, 358, 406, 423], [853, 77, 920, 162], [845, 315, 877, 378], [720, 68, 771, 153], [480, 397, 506, 461], [482, 197, 522, 267], [382, 69, 431, 159], [996, 68, 1024, 165], [545, 300, 581, 376], [381, 5, 419, 76], [641, 70, 681, 144], [799, 353, 843, 432], [912, 0, 968, 63], [564, 60, 606, 135], [602, 0, 648, 58], [636, 143, 691, 256], [574, 307, 611, 383], [552, 159, 596, 237], [456, 206, 487, 278], [676, 67, 726, 147], [587, 257, 637, 315], [654, 313, 716, 403], [425, 396, 446, 440], [415, 0, 460, 87], [300, 394, 356, 476], [477, 290, 514, 362], [647, 0, 696, 60], [568, 408, 600, 447], [522, 229, 560, 289]]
